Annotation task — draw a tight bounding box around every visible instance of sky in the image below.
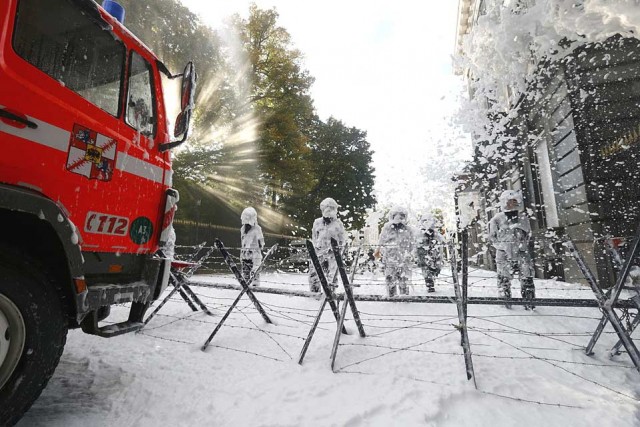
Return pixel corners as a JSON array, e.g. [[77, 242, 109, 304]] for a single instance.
[[180, 0, 470, 217]]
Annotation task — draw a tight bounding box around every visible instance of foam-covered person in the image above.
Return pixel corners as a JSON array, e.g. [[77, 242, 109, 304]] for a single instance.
[[240, 207, 265, 287], [416, 214, 444, 293], [308, 198, 348, 292], [488, 190, 535, 308], [625, 255, 640, 291], [376, 206, 415, 297]]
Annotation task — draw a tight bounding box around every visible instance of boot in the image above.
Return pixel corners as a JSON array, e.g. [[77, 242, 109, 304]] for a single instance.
[[498, 276, 512, 308], [426, 278, 435, 293], [399, 282, 409, 295], [521, 278, 535, 310], [386, 277, 396, 297]]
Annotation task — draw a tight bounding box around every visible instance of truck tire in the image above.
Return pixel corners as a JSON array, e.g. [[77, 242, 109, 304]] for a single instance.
[[0, 247, 68, 426]]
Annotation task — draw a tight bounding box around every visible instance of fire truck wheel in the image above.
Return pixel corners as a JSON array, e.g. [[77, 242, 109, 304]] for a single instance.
[[0, 247, 68, 426]]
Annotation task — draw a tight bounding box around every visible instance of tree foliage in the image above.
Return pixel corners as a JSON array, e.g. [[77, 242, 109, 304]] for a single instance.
[[118, 0, 233, 135], [120, 1, 377, 235], [227, 5, 317, 207], [288, 118, 376, 230]]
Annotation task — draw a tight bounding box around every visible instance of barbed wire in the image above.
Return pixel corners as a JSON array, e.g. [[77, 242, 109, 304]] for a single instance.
[[136, 298, 639, 406], [468, 326, 620, 338], [139, 241, 640, 407], [363, 318, 461, 338], [336, 330, 458, 371], [471, 317, 589, 349], [189, 278, 601, 294], [188, 269, 600, 290], [337, 342, 633, 369], [182, 257, 599, 294], [146, 312, 306, 341], [475, 330, 638, 401], [141, 310, 205, 331], [235, 301, 293, 360], [472, 313, 603, 320], [336, 370, 586, 408], [175, 234, 638, 252], [155, 282, 624, 337], [139, 331, 287, 363], [154, 283, 626, 346]]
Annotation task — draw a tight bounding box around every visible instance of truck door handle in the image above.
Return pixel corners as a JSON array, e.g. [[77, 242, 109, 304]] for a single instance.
[[0, 109, 38, 129]]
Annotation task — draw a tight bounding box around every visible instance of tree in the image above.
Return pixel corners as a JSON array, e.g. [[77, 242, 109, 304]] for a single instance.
[[118, 1, 377, 237], [120, 0, 258, 211], [228, 4, 316, 209], [118, 0, 232, 135], [288, 117, 376, 231]]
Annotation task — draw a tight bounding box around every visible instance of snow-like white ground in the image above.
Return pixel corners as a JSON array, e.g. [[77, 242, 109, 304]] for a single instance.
[[19, 267, 640, 426]]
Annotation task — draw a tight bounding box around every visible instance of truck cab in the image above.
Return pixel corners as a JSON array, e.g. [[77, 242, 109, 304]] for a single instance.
[[0, 0, 195, 423]]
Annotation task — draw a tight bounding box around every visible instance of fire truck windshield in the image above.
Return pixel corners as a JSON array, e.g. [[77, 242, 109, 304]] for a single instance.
[[13, 0, 126, 117]]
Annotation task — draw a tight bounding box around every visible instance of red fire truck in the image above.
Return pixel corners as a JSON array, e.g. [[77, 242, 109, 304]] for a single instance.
[[0, 0, 195, 423]]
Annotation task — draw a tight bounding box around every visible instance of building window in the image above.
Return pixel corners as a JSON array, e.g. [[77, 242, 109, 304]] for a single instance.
[[534, 139, 559, 228]]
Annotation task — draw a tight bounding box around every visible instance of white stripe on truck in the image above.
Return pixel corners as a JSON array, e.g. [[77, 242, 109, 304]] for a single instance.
[[0, 112, 166, 185]]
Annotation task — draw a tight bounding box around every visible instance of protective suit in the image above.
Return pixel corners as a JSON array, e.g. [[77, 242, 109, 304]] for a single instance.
[[416, 214, 444, 293], [366, 248, 377, 273], [488, 190, 535, 306], [240, 207, 265, 286], [625, 257, 640, 291], [309, 198, 348, 292], [378, 206, 415, 297]]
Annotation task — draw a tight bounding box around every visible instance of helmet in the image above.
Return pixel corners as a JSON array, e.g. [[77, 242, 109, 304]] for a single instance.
[[420, 214, 437, 231], [389, 205, 408, 225], [320, 197, 339, 218], [241, 207, 258, 226], [499, 190, 522, 212]]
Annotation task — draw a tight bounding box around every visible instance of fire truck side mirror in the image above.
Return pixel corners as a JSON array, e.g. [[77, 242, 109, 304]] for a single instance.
[[180, 62, 195, 111], [175, 62, 195, 138], [174, 110, 190, 138], [160, 62, 197, 152]]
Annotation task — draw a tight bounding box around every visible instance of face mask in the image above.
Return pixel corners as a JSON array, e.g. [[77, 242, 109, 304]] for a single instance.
[[505, 210, 518, 220], [391, 213, 406, 225], [322, 206, 337, 218]]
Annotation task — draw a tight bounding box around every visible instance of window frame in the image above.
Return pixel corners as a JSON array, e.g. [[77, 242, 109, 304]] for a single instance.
[[124, 50, 158, 138], [11, 0, 127, 118]]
